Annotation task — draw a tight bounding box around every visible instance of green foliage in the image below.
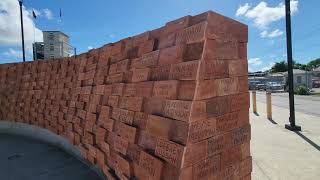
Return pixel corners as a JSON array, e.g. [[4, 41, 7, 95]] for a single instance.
[[269, 61, 288, 73], [266, 58, 320, 73], [307, 58, 320, 69], [294, 85, 310, 95]]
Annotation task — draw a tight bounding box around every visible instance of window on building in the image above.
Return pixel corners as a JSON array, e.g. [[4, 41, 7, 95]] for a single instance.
[[297, 76, 302, 83], [50, 55, 54, 59], [48, 33, 54, 40], [50, 44, 54, 51]]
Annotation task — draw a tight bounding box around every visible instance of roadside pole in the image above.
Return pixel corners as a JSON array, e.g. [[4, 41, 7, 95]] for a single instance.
[[284, 0, 301, 131], [252, 91, 257, 114]]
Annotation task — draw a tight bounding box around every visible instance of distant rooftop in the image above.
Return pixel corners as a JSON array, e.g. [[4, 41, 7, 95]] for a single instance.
[[43, 31, 69, 38], [283, 69, 308, 75]]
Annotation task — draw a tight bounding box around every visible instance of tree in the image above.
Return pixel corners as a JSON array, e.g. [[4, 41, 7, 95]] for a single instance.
[[269, 61, 288, 73], [307, 58, 320, 70]]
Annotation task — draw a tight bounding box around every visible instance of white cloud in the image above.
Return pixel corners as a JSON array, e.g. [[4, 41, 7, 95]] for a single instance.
[[88, 46, 93, 50], [260, 30, 268, 38], [261, 62, 276, 72], [42, 8, 53, 20], [236, 3, 251, 16], [260, 29, 284, 38], [2, 48, 22, 58], [248, 58, 262, 65], [268, 29, 284, 38], [237, 0, 299, 29], [0, 0, 43, 54], [109, 34, 115, 39]]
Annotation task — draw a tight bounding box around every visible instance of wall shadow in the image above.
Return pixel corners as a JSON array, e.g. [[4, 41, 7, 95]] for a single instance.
[[294, 131, 320, 152]]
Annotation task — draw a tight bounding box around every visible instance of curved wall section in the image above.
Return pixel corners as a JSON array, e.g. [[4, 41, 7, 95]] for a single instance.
[[0, 11, 251, 180]]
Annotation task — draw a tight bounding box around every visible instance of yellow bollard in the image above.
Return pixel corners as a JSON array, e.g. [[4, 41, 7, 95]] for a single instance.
[[266, 92, 272, 120], [252, 91, 257, 114]]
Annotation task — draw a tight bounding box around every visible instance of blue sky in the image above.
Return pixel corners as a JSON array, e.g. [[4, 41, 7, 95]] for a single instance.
[[0, 0, 319, 72]]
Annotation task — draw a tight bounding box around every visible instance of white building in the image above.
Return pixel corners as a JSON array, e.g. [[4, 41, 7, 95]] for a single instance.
[[283, 69, 313, 89], [33, 31, 72, 60]]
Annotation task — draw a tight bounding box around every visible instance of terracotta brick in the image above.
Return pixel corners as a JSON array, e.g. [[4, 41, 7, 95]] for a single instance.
[[158, 32, 176, 49], [164, 16, 191, 34], [152, 80, 179, 99], [133, 31, 150, 47], [199, 60, 229, 80], [146, 115, 172, 138], [216, 110, 249, 133], [231, 124, 251, 147], [139, 150, 163, 180], [192, 154, 221, 180], [131, 68, 151, 82], [127, 143, 141, 162], [108, 95, 119, 107], [116, 154, 132, 178], [194, 79, 218, 100], [142, 97, 164, 115], [187, 118, 216, 144], [133, 81, 154, 97], [99, 105, 111, 118], [169, 60, 200, 80], [240, 157, 252, 176], [117, 108, 135, 125], [138, 39, 155, 56], [111, 83, 125, 96], [162, 100, 206, 122], [113, 134, 129, 155], [141, 50, 160, 68], [138, 131, 157, 152], [158, 45, 184, 66], [99, 117, 114, 132], [229, 59, 248, 77], [113, 121, 137, 143], [183, 140, 208, 168], [207, 133, 232, 156], [175, 22, 208, 44], [155, 138, 185, 168], [206, 96, 231, 118], [133, 112, 148, 130], [182, 42, 204, 61], [150, 65, 171, 81], [203, 39, 238, 60], [106, 73, 125, 84], [119, 96, 144, 112]]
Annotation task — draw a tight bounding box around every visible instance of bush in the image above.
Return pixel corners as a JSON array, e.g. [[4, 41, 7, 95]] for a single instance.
[[295, 85, 310, 95]]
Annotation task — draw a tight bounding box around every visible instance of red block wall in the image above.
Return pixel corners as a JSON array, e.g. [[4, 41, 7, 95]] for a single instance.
[[0, 11, 251, 180]]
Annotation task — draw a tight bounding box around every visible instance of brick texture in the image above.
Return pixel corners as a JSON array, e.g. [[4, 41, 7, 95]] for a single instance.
[[0, 11, 250, 180]]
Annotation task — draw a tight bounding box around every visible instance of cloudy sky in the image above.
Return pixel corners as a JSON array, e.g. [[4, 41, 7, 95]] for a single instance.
[[0, 0, 319, 72]]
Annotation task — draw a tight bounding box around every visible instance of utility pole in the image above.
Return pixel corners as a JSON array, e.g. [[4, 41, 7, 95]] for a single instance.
[[284, 0, 301, 131], [74, 47, 77, 58], [18, 0, 26, 62]]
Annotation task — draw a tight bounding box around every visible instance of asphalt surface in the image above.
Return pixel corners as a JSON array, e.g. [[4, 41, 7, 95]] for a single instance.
[[254, 91, 320, 117], [0, 134, 102, 180]]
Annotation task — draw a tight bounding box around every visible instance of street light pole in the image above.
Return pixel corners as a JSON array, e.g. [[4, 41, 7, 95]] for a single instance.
[[18, 0, 26, 62], [284, 0, 301, 131]]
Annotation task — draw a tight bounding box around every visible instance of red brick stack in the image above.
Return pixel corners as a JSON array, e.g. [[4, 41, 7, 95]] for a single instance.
[[0, 11, 251, 180]]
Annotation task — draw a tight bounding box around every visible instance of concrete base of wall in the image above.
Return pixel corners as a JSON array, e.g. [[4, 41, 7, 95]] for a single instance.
[[0, 120, 105, 180]]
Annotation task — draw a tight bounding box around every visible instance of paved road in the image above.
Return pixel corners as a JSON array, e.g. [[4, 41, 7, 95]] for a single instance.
[[254, 91, 320, 117], [0, 134, 102, 180]]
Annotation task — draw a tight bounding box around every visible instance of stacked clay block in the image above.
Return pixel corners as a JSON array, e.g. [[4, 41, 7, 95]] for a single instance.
[[0, 11, 251, 180]]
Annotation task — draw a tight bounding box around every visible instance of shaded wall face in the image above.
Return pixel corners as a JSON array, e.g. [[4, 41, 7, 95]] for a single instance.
[[0, 11, 251, 180]]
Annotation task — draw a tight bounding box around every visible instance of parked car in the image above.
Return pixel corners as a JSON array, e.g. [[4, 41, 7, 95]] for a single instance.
[[266, 82, 284, 91], [256, 82, 267, 90], [248, 81, 260, 90]]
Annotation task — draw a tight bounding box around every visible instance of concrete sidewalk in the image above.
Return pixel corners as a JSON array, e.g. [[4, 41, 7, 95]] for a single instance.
[[251, 101, 320, 180]]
